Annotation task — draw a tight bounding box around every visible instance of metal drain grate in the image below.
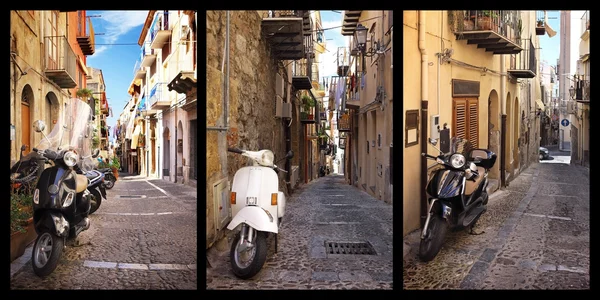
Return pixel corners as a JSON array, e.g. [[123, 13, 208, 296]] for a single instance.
[[325, 241, 376, 255]]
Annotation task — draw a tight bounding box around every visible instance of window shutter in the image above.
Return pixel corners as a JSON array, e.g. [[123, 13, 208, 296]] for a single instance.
[[453, 99, 467, 140], [468, 98, 478, 148]]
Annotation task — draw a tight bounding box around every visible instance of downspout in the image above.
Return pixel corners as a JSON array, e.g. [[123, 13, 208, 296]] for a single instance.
[[419, 11, 429, 227], [500, 55, 507, 187]]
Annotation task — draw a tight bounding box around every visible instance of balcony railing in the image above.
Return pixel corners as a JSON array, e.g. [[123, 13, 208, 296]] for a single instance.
[[77, 16, 95, 55], [508, 38, 536, 78], [133, 59, 146, 79], [262, 10, 305, 60], [150, 11, 171, 49], [581, 10, 590, 34], [449, 10, 522, 54], [44, 36, 77, 88], [575, 79, 590, 102], [535, 11, 546, 35], [140, 42, 157, 68], [292, 60, 312, 90], [149, 82, 171, 108]]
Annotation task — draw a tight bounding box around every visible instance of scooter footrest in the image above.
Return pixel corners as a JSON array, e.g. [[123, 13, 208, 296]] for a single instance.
[[463, 207, 486, 227]]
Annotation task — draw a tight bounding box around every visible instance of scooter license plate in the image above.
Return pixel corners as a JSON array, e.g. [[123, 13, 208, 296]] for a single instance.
[[246, 197, 257, 205]]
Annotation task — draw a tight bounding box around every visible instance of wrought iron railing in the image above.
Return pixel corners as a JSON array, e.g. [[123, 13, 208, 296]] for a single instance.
[[77, 15, 95, 42], [293, 60, 309, 77], [575, 79, 590, 101], [509, 38, 536, 74], [581, 10, 590, 34], [149, 82, 169, 106], [262, 10, 302, 18], [133, 59, 143, 76], [44, 36, 77, 76], [449, 10, 521, 43]]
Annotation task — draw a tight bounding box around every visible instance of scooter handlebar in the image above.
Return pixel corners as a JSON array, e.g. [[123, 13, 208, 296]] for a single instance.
[[227, 148, 244, 154], [421, 153, 437, 160]]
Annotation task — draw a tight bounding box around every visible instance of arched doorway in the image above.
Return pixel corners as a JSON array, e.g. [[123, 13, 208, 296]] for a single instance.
[[163, 127, 171, 178], [487, 89, 500, 180], [512, 97, 520, 171], [177, 120, 183, 178], [45, 92, 59, 133], [21, 85, 34, 155]]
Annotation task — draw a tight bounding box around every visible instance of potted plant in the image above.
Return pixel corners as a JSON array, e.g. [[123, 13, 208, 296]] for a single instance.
[[110, 156, 120, 178], [10, 192, 36, 262], [536, 20, 546, 35], [301, 95, 315, 120], [478, 10, 498, 31]]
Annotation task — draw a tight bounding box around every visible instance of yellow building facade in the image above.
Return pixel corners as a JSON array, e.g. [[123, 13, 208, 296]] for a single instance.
[[570, 10, 590, 167], [403, 10, 543, 236]]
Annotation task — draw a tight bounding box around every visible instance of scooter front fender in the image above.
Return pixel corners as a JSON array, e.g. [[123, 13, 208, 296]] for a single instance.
[[35, 212, 70, 237], [227, 206, 278, 234]]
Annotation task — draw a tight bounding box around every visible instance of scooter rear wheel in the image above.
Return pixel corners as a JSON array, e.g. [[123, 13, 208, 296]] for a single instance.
[[89, 188, 102, 215], [230, 230, 268, 279], [32, 231, 64, 277], [103, 174, 115, 189]]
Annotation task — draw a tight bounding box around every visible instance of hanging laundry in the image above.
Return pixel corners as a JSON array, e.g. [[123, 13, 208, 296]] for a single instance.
[[350, 73, 356, 91]]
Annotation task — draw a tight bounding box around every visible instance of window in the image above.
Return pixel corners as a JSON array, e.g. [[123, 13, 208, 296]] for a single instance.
[[405, 109, 419, 147], [453, 98, 479, 148]]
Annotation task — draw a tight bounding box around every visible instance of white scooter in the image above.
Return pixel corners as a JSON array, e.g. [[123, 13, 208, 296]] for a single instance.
[[226, 147, 294, 279]]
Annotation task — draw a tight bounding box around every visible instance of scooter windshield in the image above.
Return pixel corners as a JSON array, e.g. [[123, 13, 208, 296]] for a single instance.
[[36, 98, 96, 172], [450, 137, 473, 157]]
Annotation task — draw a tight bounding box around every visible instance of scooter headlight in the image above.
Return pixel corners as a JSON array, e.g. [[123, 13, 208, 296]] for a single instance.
[[259, 150, 274, 167], [63, 151, 78, 167], [450, 154, 466, 169]]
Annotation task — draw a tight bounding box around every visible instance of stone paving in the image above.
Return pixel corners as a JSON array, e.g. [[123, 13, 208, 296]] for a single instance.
[[403, 160, 589, 290], [10, 173, 197, 290], [206, 174, 393, 290]]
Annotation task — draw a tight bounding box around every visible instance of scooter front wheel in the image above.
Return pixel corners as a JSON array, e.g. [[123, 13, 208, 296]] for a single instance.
[[230, 230, 268, 279], [418, 214, 448, 262], [32, 231, 64, 277]]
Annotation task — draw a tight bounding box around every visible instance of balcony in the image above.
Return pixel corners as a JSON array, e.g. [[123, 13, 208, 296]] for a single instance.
[[140, 42, 157, 68], [535, 11, 546, 35], [300, 106, 316, 124], [100, 92, 109, 114], [302, 11, 312, 36], [77, 16, 95, 55], [575, 79, 590, 103], [341, 11, 362, 36], [262, 10, 305, 60], [149, 82, 171, 110], [133, 60, 146, 79], [508, 39, 536, 78], [449, 10, 523, 55], [581, 10, 590, 40], [44, 36, 77, 88], [292, 60, 312, 90], [150, 12, 171, 49]]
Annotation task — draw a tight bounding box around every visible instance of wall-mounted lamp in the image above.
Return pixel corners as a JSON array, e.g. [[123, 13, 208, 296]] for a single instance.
[[569, 86, 575, 100], [355, 24, 368, 52]]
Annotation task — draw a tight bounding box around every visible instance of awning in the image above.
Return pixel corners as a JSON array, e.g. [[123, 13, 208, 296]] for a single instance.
[[125, 112, 135, 139], [78, 56, 88, 76], [535, 98, 545, 110], [131, 124, 142, 149]]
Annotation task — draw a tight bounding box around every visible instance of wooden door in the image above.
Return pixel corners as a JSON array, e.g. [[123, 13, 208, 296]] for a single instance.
[[21, 102, 31, 155]]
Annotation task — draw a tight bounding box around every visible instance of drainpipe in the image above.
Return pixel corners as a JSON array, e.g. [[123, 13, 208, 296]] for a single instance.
[[500, 55, 507, 187], [418, 11, 429, 227]]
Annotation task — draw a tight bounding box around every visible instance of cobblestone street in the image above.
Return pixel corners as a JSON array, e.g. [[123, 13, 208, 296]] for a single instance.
[[403, 159, 590, 289], [10, 174, 197, 290], [206, 174, 393, 290]]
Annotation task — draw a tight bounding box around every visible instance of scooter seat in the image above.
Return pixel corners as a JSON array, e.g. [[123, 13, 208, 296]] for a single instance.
[[98, 168, 111, 173], [464, 166, 485, 195], [75, 174, 89, 193]]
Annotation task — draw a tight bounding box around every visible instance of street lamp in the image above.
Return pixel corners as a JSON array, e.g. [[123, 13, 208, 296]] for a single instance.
[[355, 24, 367, 52], [569, 86, 575, 100]]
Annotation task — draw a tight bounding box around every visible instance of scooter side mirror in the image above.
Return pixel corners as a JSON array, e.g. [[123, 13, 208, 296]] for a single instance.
[[20, 145, 27, 152], [33, 120, 46, 133], [92, 149, 100, 158], [428, 138, 438, 146], [286, 150, 294, 159]]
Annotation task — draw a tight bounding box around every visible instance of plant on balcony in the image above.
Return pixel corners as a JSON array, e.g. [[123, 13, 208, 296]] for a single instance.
[[76, 88, 94, 100], [301, 95, 315, 120], [478, 10, 498, 31], [536, 19, 546, 35]]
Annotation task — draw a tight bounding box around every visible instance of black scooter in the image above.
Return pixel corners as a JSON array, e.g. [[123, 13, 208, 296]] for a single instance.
[[99, 168, 116, 189], [418, 137, 497, 262]]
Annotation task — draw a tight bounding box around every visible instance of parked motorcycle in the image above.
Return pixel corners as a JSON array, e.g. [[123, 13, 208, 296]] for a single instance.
[[419, 137, 497, 262], [99, 167, 117, 189], [226, 147, 294, 279], [81, 168, 106, 214], [29, 98, 99, 277]]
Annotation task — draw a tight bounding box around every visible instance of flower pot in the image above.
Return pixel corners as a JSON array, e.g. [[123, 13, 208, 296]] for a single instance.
[[463, 19, 474, 31], [10, 218, 36, 262], [111, 166, 119, 179], [478, 17, 492, 30]]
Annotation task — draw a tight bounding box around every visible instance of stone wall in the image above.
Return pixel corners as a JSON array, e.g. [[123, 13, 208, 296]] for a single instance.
[[206, 11, 289, 248]]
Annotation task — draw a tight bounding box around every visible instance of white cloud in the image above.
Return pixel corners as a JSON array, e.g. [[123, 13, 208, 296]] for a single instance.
[[90, 10, 149, 57], [321, 20, 343, 36]]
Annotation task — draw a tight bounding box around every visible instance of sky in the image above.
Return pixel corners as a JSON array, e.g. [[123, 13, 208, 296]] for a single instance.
[[538, 10, 587, 86], [86, 10, 149, 144], [318, 11, 350, 81]]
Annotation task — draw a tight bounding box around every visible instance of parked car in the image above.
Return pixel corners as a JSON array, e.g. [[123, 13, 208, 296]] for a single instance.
[[539, 147, 550, 160]]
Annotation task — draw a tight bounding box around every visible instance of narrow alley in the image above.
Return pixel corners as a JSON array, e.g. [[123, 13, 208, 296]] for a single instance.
[[403, 160, 589, 289], [207, 175, 393, 290]]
